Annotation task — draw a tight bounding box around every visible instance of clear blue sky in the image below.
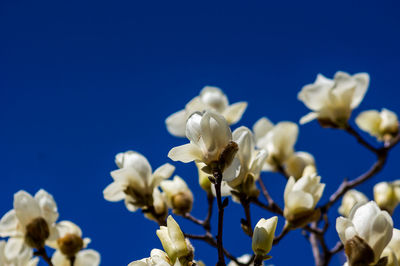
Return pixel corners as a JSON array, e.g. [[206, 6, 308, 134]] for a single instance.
[[1, 1, 400, 265]]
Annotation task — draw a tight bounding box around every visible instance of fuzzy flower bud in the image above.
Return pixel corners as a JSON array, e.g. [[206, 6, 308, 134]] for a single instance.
[[252, 217, 277, 258], [338, 189, 369, 217]]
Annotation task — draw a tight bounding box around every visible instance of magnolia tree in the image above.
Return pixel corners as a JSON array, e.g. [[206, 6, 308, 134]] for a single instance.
[[1, 71, 400, 266]]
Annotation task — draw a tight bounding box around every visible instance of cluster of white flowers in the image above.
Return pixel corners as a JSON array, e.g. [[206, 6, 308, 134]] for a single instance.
[[0, 190, 100, 266], [2, 72, 400, 266]]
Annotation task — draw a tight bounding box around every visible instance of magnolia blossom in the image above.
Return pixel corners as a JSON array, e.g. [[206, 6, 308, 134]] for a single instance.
[[0, 190, 59, 258], [228, 126, 268, 196], [356, 108, 399, 141], [166, 86, 247, 137], [103, 151, 174, 215], [336, 201, 393, 265], [283, 173, 325, 226], [252, 217, 278, 257], [253, 117, 298, 171], [298, 71, 369, 127], [338, 189, 369, 217], [381, 247, 399, 266], [168, 111, 239, 180], [160, 176, 194, 215], [284, 152, 316, 180], [374, 181, 400, 214], [156, 216, 192, 264], [48, 221, 99, 266], [0, 239, 38, 266]]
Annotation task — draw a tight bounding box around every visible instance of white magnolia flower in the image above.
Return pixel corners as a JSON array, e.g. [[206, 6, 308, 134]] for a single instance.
[[0, 189, 59, 257], [283, 173, 325, 225], [284, 152, 316, 180], [168, 111, 239, 179], [0, 239, 38, 266], [160, 176, 194, 215], [253, 117, 299, 171], [386, 229, 400, 265], [228, 126, 268, 193], [103, 151, 174, 213], [166, 86, 247, 137], [156, 216, 191, 264], [356, 108, 399, 141], [252, 217, 278, 257], [336, 201, 393, 264], [52, 249, 100, 266], [298, 71, 369, 127], [338, 189, 369, 217], [374, 181, 400, 214]]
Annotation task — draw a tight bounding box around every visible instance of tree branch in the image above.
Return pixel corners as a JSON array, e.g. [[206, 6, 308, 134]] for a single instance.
[[34, 248, 53, 266], [213, 167, 226, 266]]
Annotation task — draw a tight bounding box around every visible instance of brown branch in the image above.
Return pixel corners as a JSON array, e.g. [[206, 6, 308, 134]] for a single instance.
[[257, 178, 284, 215], [213, 167, 226, 266], [183, 213, 204, 227], [239, 195, 253, 237], [34, 248, 53, 266], [203, 192, 214, 231], [344, 125, 380, 154]]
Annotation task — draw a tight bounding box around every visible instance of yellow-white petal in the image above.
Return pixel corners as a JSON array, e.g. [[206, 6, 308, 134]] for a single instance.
[[168, 143, 202, 163], [14, 191, 41, 227], [166, 109, 187, 137], [223, 102, 247, 124]]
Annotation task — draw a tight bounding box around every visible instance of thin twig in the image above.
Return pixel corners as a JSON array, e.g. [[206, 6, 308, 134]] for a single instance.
[[203, 192, 214, 231], [183, 213, 204, 226], [257, 178, 284, 215], [240, 195, 253, 237], [344, 125, 380, 154], [273, 225, 290, 245]]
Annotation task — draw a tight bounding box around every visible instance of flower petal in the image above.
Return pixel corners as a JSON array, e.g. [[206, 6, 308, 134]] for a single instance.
[[299, 112, 318, 125], [223, 102, 247, 124], [34, 189, 59, 225], [115, 151, 152, 179], [103, 182, 126, 202], [14, 191, 41, 227], [168, 143, 202, 163], [151, 163, 175, 187], [0, 210, 18, 237], [75, 249, 101, 266], [253, 117, 274, 143], [5, 237, 24, 260], [166, 109, 187, 137]]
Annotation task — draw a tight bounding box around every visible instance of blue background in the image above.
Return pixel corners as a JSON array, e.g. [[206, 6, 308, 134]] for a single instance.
[[1, 1, 400, 265]]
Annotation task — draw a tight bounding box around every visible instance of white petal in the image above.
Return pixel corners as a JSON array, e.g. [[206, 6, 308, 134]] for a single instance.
[[336, 217, 354, 243], [14, 191, 41, 227], [185, 112, 203, 144], [223, 102, 247, 124], [298, 74, 332, 111], [0, 210, 18, 237], [355, 110, 381, 136], [168, 143, 202, 163], [110, 167, 145, 189], [350, 72, 369, 109], [253, 117, 274, 143], [285, 190, 314, 215], [200, 86, 229, 112], [51, 250, 69, 266], [34, 189, 59, 225], [103, 182, 126, 202], [116, 151, 152, 179], [299, 112, 318, 125], [75, 249, 101, 266], [151, 163, 175, 187], [223, 157, 241, 183], [166, 109, 187, 137], [5, 237, 24, 260]]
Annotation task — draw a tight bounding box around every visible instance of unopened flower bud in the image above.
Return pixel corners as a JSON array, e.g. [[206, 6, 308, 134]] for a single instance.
[[374, 181, 400, 214], [196, 162, 212, 193], [156, 216, 189, 263], [252, 217, 278, 257], [338, 189, 368, 217], [356, 108, 399, 142], [57, 233, 84, 258], [25, 217, 50, 249]]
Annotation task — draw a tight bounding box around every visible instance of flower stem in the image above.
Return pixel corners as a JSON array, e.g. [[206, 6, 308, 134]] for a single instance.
[[34, 248, 53, 266]]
